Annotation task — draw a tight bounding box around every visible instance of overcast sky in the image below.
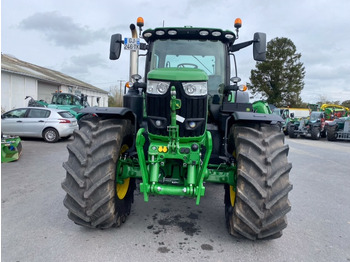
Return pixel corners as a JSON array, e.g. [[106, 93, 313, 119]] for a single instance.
[[2, 0, 350, 103]]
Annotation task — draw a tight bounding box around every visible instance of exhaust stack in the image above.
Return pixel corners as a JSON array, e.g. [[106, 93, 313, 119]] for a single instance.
[[129, 24, 139, 83]]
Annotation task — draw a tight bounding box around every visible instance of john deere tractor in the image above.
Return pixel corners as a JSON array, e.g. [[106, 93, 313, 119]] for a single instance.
[[61, 18, 292, 240]]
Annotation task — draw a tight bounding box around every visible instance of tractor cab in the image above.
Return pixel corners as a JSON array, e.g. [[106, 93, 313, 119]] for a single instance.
[[51, 93, 89, 107], [309, 111, 324, 123]]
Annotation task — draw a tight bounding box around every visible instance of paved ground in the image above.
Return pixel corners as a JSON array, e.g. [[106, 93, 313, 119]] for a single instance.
[[1, 136, 350, 262]]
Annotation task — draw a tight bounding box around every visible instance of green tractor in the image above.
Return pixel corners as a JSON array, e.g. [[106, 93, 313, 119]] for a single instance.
[[25, 92, 90, 122], [61, 18, 292, 240], [288, 111, 326, 140], [275, 108, 310, 135]]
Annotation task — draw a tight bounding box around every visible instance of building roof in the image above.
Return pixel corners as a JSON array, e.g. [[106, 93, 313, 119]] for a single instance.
[[1, 54, 108, 94]]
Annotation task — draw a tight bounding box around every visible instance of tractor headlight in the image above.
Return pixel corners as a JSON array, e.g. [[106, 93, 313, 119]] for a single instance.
[[147, 80, 170, 95], [183, 82, 207, 96]]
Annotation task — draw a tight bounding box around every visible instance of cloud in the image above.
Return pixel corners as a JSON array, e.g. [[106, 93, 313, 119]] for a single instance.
[[61, 53, 107, 76], [19, 11, 107, 48]]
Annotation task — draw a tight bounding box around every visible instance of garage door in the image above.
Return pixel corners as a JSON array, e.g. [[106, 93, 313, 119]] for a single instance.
[[38, 82, 59, 103]]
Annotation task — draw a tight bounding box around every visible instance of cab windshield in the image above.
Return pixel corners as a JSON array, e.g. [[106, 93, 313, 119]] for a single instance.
[[149, 39, 226, 95], [310, 112, 321, 121], [51, 94, 89, 107]]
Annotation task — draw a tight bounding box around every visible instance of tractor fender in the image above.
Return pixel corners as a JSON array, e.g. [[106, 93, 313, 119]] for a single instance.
[[223, 111, 284, 158], [309, 122, 321, 127], [79, 107, 137, 126], [326, 120, 337, 127], [232, 111, 284, 124]]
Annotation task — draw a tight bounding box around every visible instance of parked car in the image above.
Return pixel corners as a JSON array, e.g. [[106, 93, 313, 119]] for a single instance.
[[1, 107, 78, 143]]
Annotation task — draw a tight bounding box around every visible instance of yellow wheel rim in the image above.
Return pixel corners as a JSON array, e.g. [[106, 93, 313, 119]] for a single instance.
[[117, 177, 130, 199], [120, 144, 129, 154], [230, 149, 236, 207], [229, 185, 236, 207], [116, 144, 130, 200]]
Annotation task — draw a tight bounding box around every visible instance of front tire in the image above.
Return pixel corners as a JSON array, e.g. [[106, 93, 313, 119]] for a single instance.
[[225, 123, 292, 240], [283, 122, 290, 135], [311, 127, 321, 140], [61, 118, 135, 228], [288, 124, 297, 138]]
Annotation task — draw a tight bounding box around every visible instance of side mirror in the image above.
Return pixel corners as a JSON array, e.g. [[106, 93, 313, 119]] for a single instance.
[[80, 94, 85, 105], [253, 32, 266, 61], [290, 113, 294, 118], [110, 34, 122, 60]]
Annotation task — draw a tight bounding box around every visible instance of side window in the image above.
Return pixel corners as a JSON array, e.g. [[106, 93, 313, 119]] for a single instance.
[[151, 53, 159, 70], [3, 109, 27, 118], [73, 96, 80, 105], [61, 95, 68, 105], [56, 95, 63, 105], [58, 111, 74, 118], [27, 109, 50, 118], [52, 94, 57, 104]]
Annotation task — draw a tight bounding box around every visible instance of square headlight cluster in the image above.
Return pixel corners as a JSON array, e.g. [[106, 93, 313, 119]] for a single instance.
[[147, 80, 207, 96], [147, 80, 170, 95], [183, 82, 207, 96]]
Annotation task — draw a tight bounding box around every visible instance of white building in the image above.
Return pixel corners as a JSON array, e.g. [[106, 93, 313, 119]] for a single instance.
[[1, 54, 109, 112]]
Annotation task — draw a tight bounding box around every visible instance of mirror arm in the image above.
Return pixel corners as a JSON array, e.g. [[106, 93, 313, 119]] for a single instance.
[[230, 40, 254, 52], [140, 43, 148, 50]]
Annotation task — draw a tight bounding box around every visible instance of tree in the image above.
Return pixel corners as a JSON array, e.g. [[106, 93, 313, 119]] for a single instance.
[[108, 82, 126, 107], [248, 37, 305, 107], [341, 100, 350, 108], [108, 95, 118, 107], [316, 95, 344, 105]]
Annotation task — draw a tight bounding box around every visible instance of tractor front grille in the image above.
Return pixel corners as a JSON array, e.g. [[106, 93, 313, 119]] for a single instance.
[[146, 82, 207, 137]]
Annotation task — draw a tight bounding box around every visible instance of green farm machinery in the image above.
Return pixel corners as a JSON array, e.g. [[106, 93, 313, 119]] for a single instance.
[[288, 111, 326, 140], [25, 92, 90, 122], [1, 135, 22, 163], [288, 104, 350, 140], [327, 116, 350, 141], [273, 108, 310, 135], [61, 18, 292, 240]]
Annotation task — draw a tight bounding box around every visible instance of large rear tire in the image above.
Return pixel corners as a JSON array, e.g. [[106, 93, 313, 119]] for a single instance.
[[327, 125, 337, 141], [61, 118, 135, 228], [225, 123, 292, 240]]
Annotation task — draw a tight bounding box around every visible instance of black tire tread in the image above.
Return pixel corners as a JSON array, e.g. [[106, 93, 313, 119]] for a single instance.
[[327, 125, 337, 141], [311, 127, 320, 140], [288, 124, 297, 138], [61, 118, 134, 228], [225, 123, 292, 240]]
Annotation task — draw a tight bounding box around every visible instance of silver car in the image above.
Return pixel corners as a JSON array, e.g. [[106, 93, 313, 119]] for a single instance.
[[1, 107, 78, 143]]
